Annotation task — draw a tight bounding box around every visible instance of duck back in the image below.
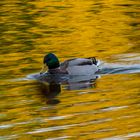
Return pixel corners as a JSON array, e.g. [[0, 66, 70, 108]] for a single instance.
[[68, 58, 93, 66]]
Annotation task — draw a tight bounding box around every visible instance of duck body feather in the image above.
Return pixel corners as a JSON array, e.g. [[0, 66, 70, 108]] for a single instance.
[[56, 58, 99, 75]]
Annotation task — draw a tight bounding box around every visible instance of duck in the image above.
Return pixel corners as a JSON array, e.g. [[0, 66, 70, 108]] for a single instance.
[[40, 53, 99, 75]]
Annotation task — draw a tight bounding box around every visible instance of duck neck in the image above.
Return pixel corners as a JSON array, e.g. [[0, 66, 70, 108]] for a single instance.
[[48, 67, 60, 74], [48, 67, 68, 74]]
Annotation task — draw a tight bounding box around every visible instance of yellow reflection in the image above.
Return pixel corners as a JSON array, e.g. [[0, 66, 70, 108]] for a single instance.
[[0, 0, 140, 139]]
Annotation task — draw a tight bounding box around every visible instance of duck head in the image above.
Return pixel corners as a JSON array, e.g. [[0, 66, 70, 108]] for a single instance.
[[40, 53, 60, 74]]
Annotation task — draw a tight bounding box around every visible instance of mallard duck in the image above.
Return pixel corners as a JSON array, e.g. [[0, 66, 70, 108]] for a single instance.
[[40, 53, 99, 75]]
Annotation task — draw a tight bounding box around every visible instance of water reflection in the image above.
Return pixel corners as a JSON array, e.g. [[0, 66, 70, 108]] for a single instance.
[[0, 0, 140, 139], [36, 74, 98, 104], [38, 82, 61, 105], [0, 0, 37, 53]]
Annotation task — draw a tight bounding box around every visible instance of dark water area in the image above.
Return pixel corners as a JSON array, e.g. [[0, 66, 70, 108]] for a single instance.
[[0, 0, 140, 139]]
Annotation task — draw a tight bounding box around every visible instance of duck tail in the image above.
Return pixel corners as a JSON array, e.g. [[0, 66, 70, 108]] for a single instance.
[[91, 57, 98, 65], [86, 57, 98, 65]]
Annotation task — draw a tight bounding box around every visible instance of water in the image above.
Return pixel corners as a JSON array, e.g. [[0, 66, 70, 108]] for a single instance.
[[0, 0, 140, 139]]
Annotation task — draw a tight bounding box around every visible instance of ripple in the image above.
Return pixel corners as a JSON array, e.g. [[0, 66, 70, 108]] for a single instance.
[[100, 106, 128, 112], [26, 118, 111, 134], [46, 136, 72, 140], [26, 124, 75, 134], [100, 132, 140, 140], [99, 62, 140, 74]]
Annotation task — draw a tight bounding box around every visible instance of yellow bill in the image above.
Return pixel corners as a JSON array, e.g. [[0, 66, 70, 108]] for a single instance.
[[40, 64, 48, 74]]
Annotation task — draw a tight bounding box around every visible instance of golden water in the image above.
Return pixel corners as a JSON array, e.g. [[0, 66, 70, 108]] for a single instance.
[[0, 0, 140, 139]]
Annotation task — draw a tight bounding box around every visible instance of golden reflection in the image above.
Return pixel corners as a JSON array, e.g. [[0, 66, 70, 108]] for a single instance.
[[0, 74, 140, 139], [0, 0, 140, 139]]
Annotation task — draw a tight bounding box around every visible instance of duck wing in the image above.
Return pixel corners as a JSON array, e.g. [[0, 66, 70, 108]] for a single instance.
[[60, 58, 97, 68], [68, 58, 97, 66], [60, 58, 98, 75]]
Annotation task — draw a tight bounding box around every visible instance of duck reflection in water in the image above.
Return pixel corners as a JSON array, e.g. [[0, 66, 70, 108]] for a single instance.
[[37, 74, 98, 105], [39, 82, 61, 105]]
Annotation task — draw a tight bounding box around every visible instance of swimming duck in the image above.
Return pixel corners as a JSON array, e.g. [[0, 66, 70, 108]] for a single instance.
[[40, 53, 99, 75]]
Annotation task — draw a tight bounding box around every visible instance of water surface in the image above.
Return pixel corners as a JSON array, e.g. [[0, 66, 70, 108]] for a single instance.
[[0, 0, 140, 139]]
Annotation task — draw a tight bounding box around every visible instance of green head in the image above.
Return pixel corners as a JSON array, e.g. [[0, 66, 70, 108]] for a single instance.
[[43, 53, 60, 69]]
